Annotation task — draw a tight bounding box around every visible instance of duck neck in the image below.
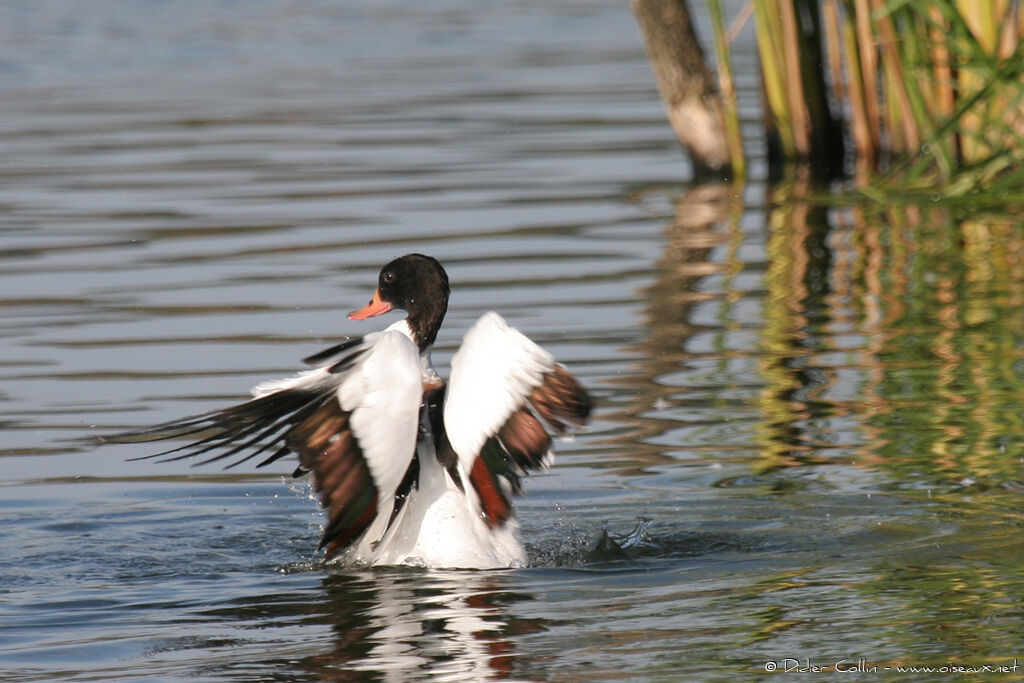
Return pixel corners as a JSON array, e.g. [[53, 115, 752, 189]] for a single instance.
[[406, 300, 446, 353]]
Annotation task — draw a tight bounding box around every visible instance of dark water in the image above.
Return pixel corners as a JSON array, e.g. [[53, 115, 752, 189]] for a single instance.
[[3, 1, 1024, 680]]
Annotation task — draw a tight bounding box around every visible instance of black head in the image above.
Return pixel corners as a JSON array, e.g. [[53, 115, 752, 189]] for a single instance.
[[348, 254, 450, 351]]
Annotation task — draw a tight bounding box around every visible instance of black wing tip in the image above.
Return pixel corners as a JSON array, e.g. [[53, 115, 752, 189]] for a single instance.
[[54, 434, 108, 453], [92, 388, 329, 471], [256, 445, 294, 469], [327, 349, 367, 374], [303, 337, 363, 366]]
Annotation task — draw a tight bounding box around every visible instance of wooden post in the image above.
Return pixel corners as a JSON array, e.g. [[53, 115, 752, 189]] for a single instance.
[[632, 0, 733, 177]]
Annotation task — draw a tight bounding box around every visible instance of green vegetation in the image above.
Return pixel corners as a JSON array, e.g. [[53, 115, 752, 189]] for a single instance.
[[708, 0, 1024, 196]]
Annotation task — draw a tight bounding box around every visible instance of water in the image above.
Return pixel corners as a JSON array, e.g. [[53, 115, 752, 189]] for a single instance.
[[3, 1, 1024, 680]]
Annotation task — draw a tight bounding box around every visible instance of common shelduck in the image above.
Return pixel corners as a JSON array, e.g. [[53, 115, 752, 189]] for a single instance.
[[99, 254, 592, 569]]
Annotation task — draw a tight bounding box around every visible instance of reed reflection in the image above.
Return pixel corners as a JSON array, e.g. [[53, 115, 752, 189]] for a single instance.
[[756, 179, 837, 471], [611, 178, 1024, 491], [848, 207, 1024, 488], [757, 189, 1024, 486]]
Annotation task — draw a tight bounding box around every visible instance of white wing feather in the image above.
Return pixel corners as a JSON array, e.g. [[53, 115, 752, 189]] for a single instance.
[[250, 329, 422, 504], [337, 330, 423, 503], [444, 312, 555, 473], [250, 367, 333, 397]]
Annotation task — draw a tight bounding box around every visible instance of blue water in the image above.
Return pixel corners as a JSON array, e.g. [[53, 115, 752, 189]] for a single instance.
[[3, 1, 1024, 680]]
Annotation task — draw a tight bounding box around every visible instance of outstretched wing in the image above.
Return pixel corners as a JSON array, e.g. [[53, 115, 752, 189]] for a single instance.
[[98, 330, 423, 559], [443, 312, 591, 527]]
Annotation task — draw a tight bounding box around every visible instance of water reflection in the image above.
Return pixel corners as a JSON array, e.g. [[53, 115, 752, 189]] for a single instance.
[[608, 178, 1024, 494], [300, 569, 540, 681], [852, 208, 1024, 489], [604, 183, 738, 473], [598, 182, 1024, 673], [862, 522, 1024, 665]]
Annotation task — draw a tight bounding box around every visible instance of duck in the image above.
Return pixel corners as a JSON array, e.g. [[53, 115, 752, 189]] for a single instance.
[[100, 254, 592, 569]]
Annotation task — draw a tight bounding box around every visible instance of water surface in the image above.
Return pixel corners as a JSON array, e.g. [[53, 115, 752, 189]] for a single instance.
[[3, 1, 1024, 681]]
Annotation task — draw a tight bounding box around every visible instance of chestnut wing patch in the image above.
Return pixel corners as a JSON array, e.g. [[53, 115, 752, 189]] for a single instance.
[[444, 312, 593, 529], [286, 398, 378, 559], [493, 364, 591, 474], [527, 364, 592, 436], [473, 365, 592, 528]]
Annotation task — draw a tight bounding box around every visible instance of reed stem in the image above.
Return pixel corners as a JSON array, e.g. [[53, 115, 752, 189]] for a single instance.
[[708, 0, 747, 179]]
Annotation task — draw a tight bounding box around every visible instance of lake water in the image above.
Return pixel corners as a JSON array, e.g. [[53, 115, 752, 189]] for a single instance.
[[3, 1, 1024, 680]]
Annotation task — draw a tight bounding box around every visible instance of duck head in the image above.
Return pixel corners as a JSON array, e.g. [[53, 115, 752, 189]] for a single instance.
[[348, 253, 450, 352]]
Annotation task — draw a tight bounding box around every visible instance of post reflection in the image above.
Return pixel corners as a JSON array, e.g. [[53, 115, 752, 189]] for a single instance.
[[603, 183, 739, 474]]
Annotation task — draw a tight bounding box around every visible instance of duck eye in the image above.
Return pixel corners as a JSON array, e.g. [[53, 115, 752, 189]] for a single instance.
[[383, 271, 395, 284]]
